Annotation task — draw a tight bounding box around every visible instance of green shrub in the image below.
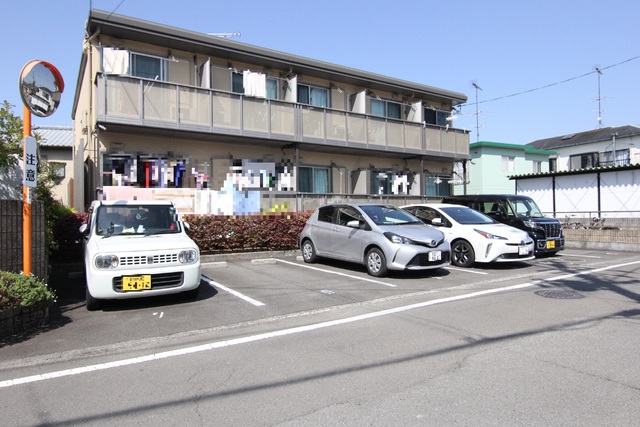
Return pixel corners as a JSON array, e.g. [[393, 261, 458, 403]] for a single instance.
[[184, 211, 313, 254], [0, 271, 56, 310], [50, 212, 88, 262]]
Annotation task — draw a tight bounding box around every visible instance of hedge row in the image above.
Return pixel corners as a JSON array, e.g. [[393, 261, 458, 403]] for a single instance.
[[184, 211, 313, 253], [49, 211, 314, 260]]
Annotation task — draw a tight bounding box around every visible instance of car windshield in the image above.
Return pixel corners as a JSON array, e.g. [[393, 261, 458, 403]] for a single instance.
[[96, 205, 181, 236], [359, 205, 421, 225], [510, 198, 545, 218], [441, 207, 495, 225]]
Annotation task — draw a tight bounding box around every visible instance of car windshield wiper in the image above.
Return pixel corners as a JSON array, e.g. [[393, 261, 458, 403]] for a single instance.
[[102, 223, 115, 238]]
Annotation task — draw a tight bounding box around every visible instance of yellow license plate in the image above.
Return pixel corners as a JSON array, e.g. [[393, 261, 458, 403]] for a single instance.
[[122, 275, 151, 291], [546, 240, 556, 249]]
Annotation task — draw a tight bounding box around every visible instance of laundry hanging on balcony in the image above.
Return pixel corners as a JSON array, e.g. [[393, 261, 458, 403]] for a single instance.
[[103, 48, 130, 75], [243, 70, 266, 98]]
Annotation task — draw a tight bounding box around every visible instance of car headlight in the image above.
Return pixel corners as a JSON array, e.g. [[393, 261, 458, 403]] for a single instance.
[[384, 232, 415, 245], [95, 254, 119, 269], [179, 249, 199, 264], [474, 229, 507, 240], [522, 221, 538, 229]]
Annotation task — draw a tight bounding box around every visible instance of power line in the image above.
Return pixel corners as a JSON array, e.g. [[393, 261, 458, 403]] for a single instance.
[[460, 54, 640, 108]]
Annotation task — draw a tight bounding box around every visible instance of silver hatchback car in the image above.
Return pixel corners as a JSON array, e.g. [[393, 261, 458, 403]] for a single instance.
[[299, 203, 450, 277]]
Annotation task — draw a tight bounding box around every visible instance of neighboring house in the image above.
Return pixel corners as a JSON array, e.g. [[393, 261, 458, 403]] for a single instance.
[[506, 125, 640, 219], [0, 161, 21, 200], [71, 9, 470, 214], [527, 125, 640, 171], [452, 141, 555, 195], [35, 126, 74, 206], [0, 126, 74, 204]]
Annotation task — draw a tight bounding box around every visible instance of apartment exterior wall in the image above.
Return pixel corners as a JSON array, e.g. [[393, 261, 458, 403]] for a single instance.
[[72, 10, 470, 213]]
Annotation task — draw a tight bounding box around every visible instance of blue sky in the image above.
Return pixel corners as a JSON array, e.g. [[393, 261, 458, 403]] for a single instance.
[[2, 0, 638, 144]]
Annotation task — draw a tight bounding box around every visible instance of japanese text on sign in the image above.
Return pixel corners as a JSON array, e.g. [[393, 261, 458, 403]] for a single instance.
[[23, 136, 37, 188]]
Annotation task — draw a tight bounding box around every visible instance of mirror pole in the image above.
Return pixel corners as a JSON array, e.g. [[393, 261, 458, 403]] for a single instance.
[[23, 105, 32, 276]]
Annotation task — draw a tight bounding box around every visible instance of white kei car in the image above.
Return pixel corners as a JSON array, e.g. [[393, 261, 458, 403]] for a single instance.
[[80, 200, 201, 311], [401, 203, 535, 268]]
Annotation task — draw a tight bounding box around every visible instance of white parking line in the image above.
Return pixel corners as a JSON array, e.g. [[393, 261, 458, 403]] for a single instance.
[[275, 259, 397, 287], [445, 266, 488, 275], [560, 253, 601, 258], [201, 276, 265, 307], [2, 259, 640, 389]]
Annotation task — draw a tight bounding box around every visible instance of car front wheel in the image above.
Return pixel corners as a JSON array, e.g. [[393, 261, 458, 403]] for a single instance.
[[301, 239, 318, 263], [85, 287, 101, 311], [451, 240, 475, 267], [366, 247, 388, 277]]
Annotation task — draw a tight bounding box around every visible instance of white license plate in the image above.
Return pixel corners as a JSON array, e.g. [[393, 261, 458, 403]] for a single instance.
[[428, 251, 442, 262], [518, 246, 530, 256]]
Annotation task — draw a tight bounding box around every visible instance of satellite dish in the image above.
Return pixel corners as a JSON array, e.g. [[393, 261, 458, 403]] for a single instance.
[[19, 60, 64, 118]]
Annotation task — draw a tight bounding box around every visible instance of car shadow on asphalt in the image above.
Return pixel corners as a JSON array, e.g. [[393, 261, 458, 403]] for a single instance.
[[48, 262, 219, 313], [308, 257, 452, 279]]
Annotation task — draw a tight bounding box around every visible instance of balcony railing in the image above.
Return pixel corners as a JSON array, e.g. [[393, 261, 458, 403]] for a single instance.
[[96, 74, 469, 157]]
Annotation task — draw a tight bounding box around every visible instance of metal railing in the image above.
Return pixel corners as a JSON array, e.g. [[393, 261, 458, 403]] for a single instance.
[[96, 74, 469, 157]]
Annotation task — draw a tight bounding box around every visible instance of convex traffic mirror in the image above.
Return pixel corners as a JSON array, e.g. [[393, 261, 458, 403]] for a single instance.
[[19, 60, 64, 118]]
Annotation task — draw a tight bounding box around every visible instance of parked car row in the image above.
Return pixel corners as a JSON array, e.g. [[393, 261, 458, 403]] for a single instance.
[[299, 196, 562, 277], [79, 195, 563, 310]]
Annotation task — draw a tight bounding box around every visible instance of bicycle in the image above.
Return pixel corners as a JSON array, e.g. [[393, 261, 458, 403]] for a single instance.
[[589, 217, 606, 229], [563, 215, 586, 229]]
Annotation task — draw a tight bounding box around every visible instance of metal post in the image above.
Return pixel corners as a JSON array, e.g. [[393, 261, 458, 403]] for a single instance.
[[22, 105, 32, 275]]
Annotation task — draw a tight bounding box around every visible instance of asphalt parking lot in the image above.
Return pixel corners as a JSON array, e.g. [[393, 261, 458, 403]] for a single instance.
[[6, 247, 638, 358], [2, 248, 640, 426]]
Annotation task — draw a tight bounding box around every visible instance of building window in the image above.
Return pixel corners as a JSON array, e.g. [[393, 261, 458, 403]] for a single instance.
[[501, 156, 515, 173], [424, 108, 449, 127], [131, 53, 166, 80], [425, 175, 451, 197], [533, 161, 542, 173], [371, 172, 392, 194], [297, 84, 328, 107], [570, 153, 598, 170], [549, 158, 557, 172], [600, 149, 630, 167], [371, 99, 402, 119], [231, 71, 244, 94], [266, 78, 278, 100], [299, 166, 330, 193]]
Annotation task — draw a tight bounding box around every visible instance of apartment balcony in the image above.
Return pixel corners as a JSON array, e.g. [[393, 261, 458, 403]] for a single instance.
[[96, 74, 469, 158]]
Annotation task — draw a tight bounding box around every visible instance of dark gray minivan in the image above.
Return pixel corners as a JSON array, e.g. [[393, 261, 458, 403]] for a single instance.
[[440, 194, 564, 256]]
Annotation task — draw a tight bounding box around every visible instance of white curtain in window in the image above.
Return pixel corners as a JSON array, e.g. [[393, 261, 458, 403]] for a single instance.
[[313, 168, 329, 193]]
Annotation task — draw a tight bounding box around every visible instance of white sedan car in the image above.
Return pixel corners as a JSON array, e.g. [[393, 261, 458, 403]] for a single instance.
[[401, 203, 534, 267]]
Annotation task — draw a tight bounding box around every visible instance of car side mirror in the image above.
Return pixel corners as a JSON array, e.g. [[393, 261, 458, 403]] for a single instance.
[[431, 218, 443, 226], [346, 219, 362, 229], [79, 224, 88, 234]]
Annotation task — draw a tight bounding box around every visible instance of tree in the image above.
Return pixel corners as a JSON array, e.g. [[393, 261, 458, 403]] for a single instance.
[[0, 100, 74, 256], [0, 101, 23, 169]]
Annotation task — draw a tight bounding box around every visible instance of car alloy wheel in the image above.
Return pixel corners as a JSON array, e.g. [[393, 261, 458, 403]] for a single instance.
[[452, 240, 475, 268], [366, 247, 388, 277], [302, 240, 318, 263]]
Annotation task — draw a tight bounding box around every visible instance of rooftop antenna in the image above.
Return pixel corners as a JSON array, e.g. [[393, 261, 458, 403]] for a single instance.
[[471, 81, 482, 142], [594, 66, 604, 128], [208, 32, 241, 39]]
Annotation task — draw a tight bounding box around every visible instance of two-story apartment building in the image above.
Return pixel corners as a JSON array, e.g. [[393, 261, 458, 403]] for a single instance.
[[72, 9, 470, 214]]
